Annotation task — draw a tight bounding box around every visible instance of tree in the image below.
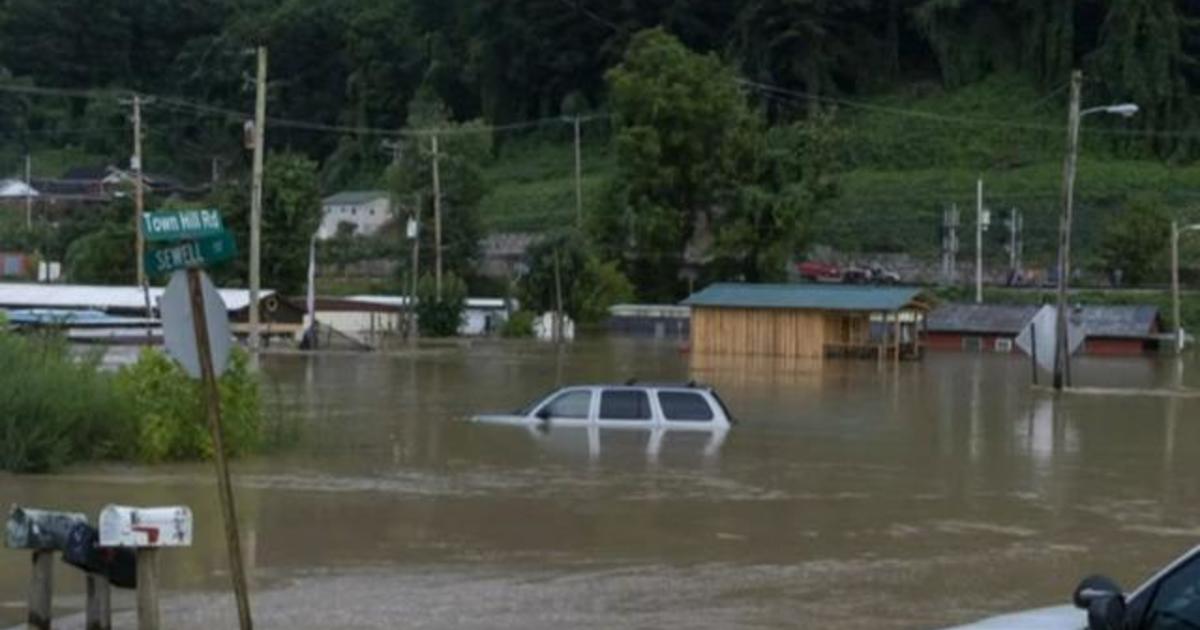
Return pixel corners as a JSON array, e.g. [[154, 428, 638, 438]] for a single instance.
[[599, 28, 760, 299], [386, 87, 490, 283], [1098, 196, 1171, 286], [415, 272, 466, 336], [211, 152, 322, 294], [519, 231, 634, 324], [64, 226, 135, 284]]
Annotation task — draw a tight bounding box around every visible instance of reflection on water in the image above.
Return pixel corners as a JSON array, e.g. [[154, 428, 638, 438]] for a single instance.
[[3, 340, 1200, 629]]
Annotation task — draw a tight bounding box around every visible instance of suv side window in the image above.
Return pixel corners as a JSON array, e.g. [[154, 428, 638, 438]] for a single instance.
[[1141, 554, 1200, 629], [540, 390, 592, 419], [658, 392, 714, 422], [599, 390, 651, 421]]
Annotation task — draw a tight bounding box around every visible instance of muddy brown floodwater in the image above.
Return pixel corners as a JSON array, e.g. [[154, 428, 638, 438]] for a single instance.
[[3, 338, 1200, 629]]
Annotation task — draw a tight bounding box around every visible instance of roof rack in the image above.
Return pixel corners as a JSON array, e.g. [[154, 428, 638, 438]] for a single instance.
[[622, 379, 703, 389]]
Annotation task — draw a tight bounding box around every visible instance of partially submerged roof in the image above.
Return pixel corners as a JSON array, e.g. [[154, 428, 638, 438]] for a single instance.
[[323, 190, 389, 206], [0, 282, 274, 313], [682, 283, 931, 312], [927, 303, 1161, 339], [1080, 305, 1161, 337], [927, 304, 1040, 335]]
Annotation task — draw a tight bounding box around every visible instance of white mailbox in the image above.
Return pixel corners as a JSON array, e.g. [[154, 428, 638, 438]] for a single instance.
[[98, 506, 193, 548]]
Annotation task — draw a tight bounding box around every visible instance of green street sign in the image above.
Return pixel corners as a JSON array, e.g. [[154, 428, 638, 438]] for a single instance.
[[146, 231, 238, 275], [143, 209, 224, 242]]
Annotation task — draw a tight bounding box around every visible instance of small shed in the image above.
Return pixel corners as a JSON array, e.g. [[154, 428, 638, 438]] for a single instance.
[[681, 283, 933, 360]]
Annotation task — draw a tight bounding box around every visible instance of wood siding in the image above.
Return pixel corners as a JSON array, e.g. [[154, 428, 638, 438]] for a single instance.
[[691, 306, 870, 358]]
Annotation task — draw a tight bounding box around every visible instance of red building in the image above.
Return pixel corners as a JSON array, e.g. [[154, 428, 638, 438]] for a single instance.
[[925, 303, 1162, 356]]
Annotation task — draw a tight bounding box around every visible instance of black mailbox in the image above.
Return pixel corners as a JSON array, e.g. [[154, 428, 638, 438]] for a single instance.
[[62, 523, 137, 589]]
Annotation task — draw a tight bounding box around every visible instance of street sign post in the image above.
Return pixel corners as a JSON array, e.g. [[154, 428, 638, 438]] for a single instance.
[[145, 231, 237, 276], [148, 208, 253, 630], [142, 209, 224, 242], [1016, 305, 1085, 379]]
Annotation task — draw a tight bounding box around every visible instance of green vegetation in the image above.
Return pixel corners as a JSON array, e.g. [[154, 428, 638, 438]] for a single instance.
[[500, 310, 535, 338], [415, 272, 467, 337], [519, 231, 634, 325], [0, 330, 273, 473]]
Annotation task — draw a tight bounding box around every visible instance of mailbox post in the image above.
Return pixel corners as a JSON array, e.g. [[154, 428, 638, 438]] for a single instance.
[[5, 506, 88, 630], [99, 505, 193, 630]]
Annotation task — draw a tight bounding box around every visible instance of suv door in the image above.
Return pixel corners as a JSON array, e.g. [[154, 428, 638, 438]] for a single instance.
[[597, 389, 653, 425]]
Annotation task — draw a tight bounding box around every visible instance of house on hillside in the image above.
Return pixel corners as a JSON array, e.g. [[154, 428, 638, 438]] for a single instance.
[[478, 232, 540, 278], [682, 283, 934, 360], [0, 179, 37, 199], [924, 303, 1163, 356], [319, 191, 392, 239]]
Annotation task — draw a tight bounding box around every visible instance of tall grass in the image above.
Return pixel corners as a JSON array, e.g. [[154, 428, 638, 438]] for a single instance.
[[0, 333, 125, 472]]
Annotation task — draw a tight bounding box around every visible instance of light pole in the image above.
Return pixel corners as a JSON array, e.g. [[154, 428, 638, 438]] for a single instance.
[[1053, 69, 1138, 390], [1171, 221, 1200, 352]]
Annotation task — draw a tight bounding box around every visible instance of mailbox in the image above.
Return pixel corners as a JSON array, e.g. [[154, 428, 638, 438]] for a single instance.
[[62, 522, 137, 589], [5, 505, 88, 550], [98, 505, 193, 548]]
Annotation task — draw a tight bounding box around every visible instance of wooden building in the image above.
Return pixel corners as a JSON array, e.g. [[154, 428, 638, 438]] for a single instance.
[[682, 283, 933, 360]]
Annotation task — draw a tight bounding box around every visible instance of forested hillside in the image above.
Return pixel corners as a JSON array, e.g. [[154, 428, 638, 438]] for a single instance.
[[0, 0, 1198, 296]]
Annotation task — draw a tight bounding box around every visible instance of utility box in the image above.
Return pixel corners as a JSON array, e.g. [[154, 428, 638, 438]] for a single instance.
[[98, 506, 193, 548], [5, 506, 88, 550]]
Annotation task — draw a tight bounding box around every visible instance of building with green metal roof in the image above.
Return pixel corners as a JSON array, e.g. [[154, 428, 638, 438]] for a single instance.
[[681, 283, 933, 360]]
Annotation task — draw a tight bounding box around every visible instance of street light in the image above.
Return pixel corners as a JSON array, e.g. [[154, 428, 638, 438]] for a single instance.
[[1171, 221, 1200, 352], [1053, 70, 1138, 390]]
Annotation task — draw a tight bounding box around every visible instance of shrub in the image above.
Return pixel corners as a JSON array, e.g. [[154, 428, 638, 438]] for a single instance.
[[500, 310, 536, 338], [415, 272, 467, 337], [0, 333, 124, 472], [113, 348, 263, 463]]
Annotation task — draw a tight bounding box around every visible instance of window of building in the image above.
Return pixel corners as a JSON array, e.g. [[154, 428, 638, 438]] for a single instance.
[[599, 390, 651, 421], [657, 392, 714, 422]]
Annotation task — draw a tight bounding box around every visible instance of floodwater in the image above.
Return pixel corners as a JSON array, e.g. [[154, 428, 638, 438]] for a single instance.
[[4, 339, 1200, 629]]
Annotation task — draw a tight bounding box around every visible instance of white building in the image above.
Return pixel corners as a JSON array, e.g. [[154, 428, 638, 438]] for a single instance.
[[0, 179, 38, 199], [318, 191, 393, 239]]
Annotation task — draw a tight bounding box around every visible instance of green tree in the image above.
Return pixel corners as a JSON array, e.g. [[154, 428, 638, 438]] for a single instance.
[[599, 28, 759, 299], [386, 87, 490, 283], [1098, 196, 1171, 286], [519, 231, 634, 324], [415, 272, 467, 336], [64, 225, 136, 284]]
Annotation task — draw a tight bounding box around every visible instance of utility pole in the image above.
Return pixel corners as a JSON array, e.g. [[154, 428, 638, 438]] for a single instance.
[[1173, 220, 1182, 352], [431, 133, 442, 299], [975, 178, 984, 304], [410, 193, 421, 343], [553, 249, 564, 344], [248, 46, 268, 351], [942, 204, 959, 284], [24, 154, 32, 230], [573, 116, 583, 228], [1009, 208, 1023, 275], [1053, 70, 1083, 391], [133, 94, 146, 288]]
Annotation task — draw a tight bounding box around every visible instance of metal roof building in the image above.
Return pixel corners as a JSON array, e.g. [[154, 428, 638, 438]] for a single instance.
[[925, 303, 1162, 356], [681, 283, 933, 360]]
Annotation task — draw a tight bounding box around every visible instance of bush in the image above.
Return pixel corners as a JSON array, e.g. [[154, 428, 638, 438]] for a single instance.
[[500, 310, 535, 338], [0, 333, 124, 472], [113, 348, 263, 463], [415, 272, 467, 337]]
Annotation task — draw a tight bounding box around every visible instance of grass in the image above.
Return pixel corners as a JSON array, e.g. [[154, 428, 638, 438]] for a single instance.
[[479, 137, 615, 233]]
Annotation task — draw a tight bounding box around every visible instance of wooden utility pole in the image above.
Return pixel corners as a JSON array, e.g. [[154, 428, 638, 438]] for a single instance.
[[24, 154, 32, 230], [431, 134, 442, 299], [573, 116, 583, 227], [1172, 220, 1183, 352], [410, 193, 421, 343], [133, 94, 146, 288], [553, 249, 564, 344], [1054, 70, 1083, 390], [248, 46, 268, 351], [186, 269, 254, 630], [975, 177, 984, 304]]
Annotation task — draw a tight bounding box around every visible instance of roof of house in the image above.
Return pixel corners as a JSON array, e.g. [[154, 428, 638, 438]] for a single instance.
[[681, 283, 931, 312], [323, 191, 389, 206], [927, 303, 1161, 339], [62, 165, 111, 181], [480, 232, 540, 258], [1080, 305, 1161, 337], [927, 304, 1040, 335], [0, 179, 38, 198], [0, 282, 275, 313]]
